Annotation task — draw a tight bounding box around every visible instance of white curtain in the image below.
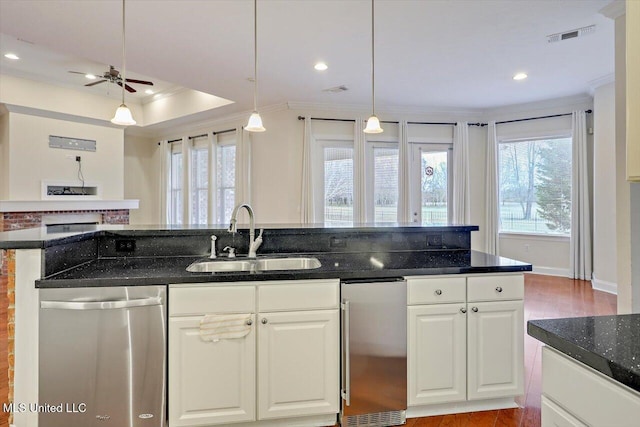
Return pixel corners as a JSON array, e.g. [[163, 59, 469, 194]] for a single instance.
[[300, 117, 315, 223], [485, 121, 500, 255], [397, 120, 412, 223], [570, 111, 592, 280], [452, 122, 470, 224], [207, 132, 218, 224], [354, 119, 366, 223], [181, 136, 191, 224], [158, 140, 170, 225], [234, 126, 252, 206]]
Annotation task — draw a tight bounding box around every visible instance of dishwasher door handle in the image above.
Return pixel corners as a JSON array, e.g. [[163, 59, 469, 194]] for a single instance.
[[341, 300, 351, 406], [41, 296, 162, 310]]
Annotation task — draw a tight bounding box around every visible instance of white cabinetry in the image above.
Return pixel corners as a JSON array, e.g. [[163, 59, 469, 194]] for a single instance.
[[168, 279, 339, 427], [407, 274, 524, 416], [541, 346, 640, 427]]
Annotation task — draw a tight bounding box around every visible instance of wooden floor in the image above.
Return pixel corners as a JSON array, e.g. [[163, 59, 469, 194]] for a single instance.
[[402, 273, 617, 427]]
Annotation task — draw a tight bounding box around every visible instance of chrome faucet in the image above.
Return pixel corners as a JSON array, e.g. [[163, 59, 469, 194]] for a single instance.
[[228, 203, 263, 258]]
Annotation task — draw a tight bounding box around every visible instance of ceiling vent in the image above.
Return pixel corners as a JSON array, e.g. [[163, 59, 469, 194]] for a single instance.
[[547, 25, 595, 43], [322, 85, 348, 93]]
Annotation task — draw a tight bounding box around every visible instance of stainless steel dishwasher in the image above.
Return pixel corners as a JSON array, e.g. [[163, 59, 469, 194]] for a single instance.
[[340, 278, 407, 427], [39, 285, 166, 427]]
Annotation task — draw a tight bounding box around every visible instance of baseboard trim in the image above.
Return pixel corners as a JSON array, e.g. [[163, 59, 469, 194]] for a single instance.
[[591, 275, 618, 295], [531, 266, 571, 278], [407, 397, 519, 418]]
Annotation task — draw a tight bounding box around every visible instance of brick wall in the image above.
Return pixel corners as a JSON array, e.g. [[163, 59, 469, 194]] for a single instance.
[[0, 209, 129, 426]]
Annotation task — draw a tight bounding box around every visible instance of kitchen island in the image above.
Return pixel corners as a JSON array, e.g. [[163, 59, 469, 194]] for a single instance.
[[528, 316, 640, 426], [1, 224, 531, 427]]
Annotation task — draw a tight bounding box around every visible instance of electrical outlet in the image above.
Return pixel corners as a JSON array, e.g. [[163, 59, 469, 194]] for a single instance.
[[115, 239, 136, 252]]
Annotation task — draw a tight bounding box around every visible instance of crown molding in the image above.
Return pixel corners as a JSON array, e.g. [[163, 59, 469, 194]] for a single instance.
[[482, 94, 593, 121], [587, 73, 615, 95], [3, 103, 125, 130], [599, 0, 625, 19]]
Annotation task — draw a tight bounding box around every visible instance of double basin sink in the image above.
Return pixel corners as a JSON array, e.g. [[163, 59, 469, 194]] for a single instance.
[[187, 256, 321, 273]]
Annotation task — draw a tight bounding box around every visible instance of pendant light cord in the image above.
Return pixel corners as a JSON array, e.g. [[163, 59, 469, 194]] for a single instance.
[[371, 0, 375, 116], [121, 0, 126, 105], [253, 0, 258, 112]]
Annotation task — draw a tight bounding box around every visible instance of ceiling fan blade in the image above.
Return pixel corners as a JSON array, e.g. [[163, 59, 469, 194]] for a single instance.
[[117, 81, 137, 93], [125, 78, 154, 86], [68, 70, 88, 75], [85, 80, 107, 87]]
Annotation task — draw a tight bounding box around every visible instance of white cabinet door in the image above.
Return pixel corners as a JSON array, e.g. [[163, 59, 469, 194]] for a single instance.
[[408, 304, 467, 406], [169, 315, 256, 426], [541, 396, 588, 427], [257, 310, 339, 420], [467, 300, 524, 400]]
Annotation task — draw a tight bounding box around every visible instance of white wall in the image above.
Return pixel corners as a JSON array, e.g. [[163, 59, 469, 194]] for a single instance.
[[124, 134, 159, 224], [0, 112, 9, 198], [592, 82, 618, 293], [6, 112, 124, 200]]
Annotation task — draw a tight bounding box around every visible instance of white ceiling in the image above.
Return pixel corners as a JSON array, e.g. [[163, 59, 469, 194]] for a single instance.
[[0, 0, 615, 120]]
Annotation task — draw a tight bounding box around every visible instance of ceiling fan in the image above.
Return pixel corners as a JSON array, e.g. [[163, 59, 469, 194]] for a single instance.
[[68, 65, 153, 93]]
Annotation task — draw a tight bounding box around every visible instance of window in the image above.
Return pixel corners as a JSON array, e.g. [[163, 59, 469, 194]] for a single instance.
[[190, 137, 208, 225], [366, 143, 398, 223], [411, 143, 452, 225], [498, 137, 572, 235], [216, 143, 236, 224], [169, 143, 183, 224], [320, 143, 354, 226]]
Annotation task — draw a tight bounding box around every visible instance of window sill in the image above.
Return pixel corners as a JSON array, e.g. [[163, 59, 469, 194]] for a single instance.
[[499, 232, 570, 242]]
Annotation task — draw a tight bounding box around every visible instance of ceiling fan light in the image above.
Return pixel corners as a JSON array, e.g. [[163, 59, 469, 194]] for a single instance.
[[111, 104, 136, 126], [364, 115, 383, 134], [245, 111, 266, 132]]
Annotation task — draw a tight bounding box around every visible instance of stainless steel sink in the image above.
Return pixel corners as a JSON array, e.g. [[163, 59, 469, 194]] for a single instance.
[[186, 257, 321, 273]]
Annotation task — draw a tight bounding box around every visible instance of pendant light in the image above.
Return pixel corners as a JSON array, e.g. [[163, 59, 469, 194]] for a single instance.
[[245, 0, 265, 132], [364, 0, 383, 134], [111, 0, 136, 126]]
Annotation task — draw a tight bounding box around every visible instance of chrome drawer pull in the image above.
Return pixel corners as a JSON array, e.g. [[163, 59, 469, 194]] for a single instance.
[[246, 319, 253, 326], [435, 289, 443, 296], [460, 307, 467, 314], [471, 307, 478, 312], [496, 286, 503, 293], [261, 318, 268, 324]]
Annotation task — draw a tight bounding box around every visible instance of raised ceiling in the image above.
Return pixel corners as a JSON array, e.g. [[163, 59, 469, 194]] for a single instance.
[[0, 0, 614, 119]]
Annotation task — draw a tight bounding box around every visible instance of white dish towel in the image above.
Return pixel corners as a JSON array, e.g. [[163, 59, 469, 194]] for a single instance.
[[199, 313, 252, 343]]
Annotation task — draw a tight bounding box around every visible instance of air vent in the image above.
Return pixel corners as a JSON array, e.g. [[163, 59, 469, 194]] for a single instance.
[[322, 85, 349, 93], [341, 410, 405, 427], [547, 25, 595, 43]]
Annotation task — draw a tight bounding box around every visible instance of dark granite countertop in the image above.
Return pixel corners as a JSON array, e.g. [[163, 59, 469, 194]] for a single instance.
[[528, 315, 640, 393], [37, 250, 530, 288]]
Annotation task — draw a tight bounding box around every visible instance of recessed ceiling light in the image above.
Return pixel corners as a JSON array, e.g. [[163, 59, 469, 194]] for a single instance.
[[513, 72, 528, 81], [314, 62, 328, 71], [4, 53, 19, 60], [85, 74, 97, 80], [145, 89, 154, 95]]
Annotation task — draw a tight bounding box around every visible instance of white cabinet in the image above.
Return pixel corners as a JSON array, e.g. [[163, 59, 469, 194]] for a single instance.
[[406, 273, 524, 413], [541, 396, 587, 427], [408, 303, 467, 406], [467, 300, 524, 400], [169, 315, 256, 426], [168, 279, 340, 427], [257, 310, 339, 419]]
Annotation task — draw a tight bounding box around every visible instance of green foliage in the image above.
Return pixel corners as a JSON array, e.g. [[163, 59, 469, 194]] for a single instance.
[[535, 142, 572, 232]]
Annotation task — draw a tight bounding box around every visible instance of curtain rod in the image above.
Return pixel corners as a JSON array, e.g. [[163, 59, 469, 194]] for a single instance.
[[495, 109, 592, 125], [213, 128, 236, 136], [298, 116, 458, 126], [407, 121, 456, 126], [188, 134, 208, 140], [297, 116, 355, 123]]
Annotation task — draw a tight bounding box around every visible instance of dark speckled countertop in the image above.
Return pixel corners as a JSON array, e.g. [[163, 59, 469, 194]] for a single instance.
[[37, 250, 530, 288], [528, 315, 640, 393]]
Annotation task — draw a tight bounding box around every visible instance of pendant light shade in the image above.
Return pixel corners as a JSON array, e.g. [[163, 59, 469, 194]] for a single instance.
[[246, 111, 266, 132], [364, 0, 382, 134], [246, 0, 265, 132], [364, 115, 383, 133], [111, 0, 136, 126], [111, 104, 136, 126]]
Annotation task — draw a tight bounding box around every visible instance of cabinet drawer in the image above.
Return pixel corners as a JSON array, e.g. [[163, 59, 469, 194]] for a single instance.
[[542, 347, 640, 427], [406, 276, 466, 305], [258, 279, 339, 312], [467, 274, 524, 302], [169, 284, 255, 316]]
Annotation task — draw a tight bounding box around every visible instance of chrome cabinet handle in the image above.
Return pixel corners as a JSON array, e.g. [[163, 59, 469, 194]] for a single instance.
[[460, 307, 467, 314], [496, 286, 503, 293], [435, 289, 442, 296], [471, 307, 478, 312], [41, 296, 161, 310], [246, 319, 253, 326], [261, 318, 268, 324], [341, 300, 351, 406]]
